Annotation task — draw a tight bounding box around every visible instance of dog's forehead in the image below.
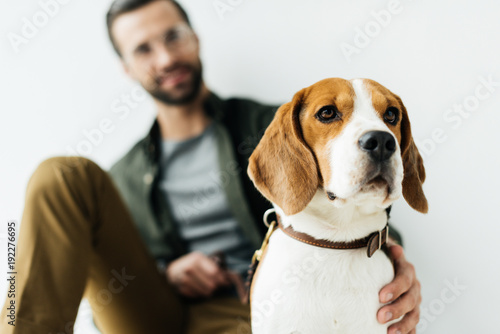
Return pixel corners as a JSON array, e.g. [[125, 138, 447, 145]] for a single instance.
[[351, 78, 400, 113], [302, 78, 398, 112], [302, 78, 354, 108]]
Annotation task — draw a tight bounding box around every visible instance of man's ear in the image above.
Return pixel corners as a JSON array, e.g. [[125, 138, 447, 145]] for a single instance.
[[397, 95, 428, 213], [120, 58, 133, 79], [193, 32, 200, 46], [248, 89, 319, 215]]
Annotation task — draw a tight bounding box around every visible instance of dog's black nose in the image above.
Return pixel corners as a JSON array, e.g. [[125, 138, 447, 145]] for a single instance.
[[358, 131, 396, 161]]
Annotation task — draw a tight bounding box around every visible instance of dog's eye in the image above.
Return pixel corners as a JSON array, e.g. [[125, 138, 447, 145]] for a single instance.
[[316, 106, 340, 123], [384, 107, 399, 125]]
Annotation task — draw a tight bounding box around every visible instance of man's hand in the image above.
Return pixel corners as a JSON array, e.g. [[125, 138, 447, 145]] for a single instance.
[[166, 251, 232, 298], [377, 242, 422, 334]]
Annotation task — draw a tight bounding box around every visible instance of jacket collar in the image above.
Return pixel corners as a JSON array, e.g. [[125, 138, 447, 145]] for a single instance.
[[143, 92, 225, 163]]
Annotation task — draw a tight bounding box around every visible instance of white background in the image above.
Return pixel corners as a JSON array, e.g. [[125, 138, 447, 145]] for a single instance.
[[1, 0, 500, 333]]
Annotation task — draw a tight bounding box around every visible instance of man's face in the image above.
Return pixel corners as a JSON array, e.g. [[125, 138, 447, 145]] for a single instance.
[[112, 1, 202, 105]]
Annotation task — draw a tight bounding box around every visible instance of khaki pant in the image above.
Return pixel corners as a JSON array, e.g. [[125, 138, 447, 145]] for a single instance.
[[0, 157, 251, 334]]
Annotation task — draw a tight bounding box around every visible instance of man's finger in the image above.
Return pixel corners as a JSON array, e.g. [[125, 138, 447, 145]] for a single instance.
[[378, 281, 420, 323], [198, 254, 231, 286], [178, 286, 200, 298], [187, 265, 218, 295], [387, 308, 420, 334], [380, 246, 415, 303]]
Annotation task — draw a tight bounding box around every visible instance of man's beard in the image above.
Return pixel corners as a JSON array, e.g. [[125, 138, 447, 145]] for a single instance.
[[146, 60, 203, 106]]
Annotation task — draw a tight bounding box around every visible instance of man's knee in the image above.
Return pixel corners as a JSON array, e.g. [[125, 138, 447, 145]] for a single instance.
[[27, 156, 101, 199]]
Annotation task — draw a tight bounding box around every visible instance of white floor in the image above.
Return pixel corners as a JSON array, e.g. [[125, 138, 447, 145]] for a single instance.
[[74, 299, 102, 334]]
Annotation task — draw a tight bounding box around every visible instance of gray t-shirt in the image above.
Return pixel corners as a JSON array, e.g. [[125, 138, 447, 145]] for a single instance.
[[159, 123, 255, 276]]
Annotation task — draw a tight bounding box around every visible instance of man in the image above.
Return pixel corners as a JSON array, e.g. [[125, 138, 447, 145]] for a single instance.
[[0, 0, 421, 333]]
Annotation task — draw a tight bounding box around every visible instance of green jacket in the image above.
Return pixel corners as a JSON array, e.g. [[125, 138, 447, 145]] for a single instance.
[[108, 93, 402, 263]]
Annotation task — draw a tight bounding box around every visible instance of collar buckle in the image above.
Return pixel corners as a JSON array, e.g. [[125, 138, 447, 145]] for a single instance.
[[377, 225, 390, 251]]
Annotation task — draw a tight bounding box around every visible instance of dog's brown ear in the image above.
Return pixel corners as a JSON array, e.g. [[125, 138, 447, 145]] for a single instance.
[[397, 96, 428, 213], [248, 89, 319, 215]]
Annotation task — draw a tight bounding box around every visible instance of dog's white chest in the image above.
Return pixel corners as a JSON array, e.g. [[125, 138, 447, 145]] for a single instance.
[[251, 230, 394, 334]]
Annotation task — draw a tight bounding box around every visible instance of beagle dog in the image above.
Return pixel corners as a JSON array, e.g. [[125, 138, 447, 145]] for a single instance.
[[247, 78, 427, 333]]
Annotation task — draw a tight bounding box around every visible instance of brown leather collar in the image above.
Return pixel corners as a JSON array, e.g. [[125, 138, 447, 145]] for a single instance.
[[277, 218, 389, 258]]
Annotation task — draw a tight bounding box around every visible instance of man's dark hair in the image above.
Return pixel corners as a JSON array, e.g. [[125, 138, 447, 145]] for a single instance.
[[106, 0, 191, 57]]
